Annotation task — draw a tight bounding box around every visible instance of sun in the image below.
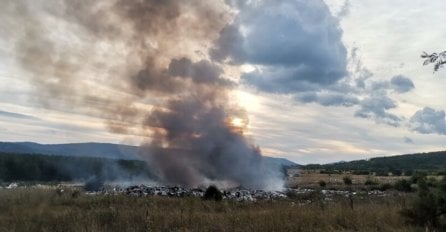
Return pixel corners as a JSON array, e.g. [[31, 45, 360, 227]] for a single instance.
[[228, 117, 246, 134], [231, 118, 244, 128]]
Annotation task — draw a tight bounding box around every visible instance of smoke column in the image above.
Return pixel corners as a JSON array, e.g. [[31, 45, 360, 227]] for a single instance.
[[1, 0, 284, 190]]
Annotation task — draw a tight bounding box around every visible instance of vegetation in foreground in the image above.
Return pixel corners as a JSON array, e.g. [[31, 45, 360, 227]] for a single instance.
[[2, 151, 446, 231], [0, 188, 426, 232]]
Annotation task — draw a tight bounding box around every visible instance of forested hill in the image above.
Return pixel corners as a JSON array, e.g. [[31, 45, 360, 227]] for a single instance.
[[0, 142, 297, 167], [304, 151, 446, 175], [0, 142, 296, 183], [0, 152, 293, 184], [0, 152, 154, 183], [0, 142, 140, 160]]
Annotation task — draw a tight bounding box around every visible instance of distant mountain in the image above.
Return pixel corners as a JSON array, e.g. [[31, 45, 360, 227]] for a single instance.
[[0, 142, 298, 167], [0, 142, 139, 160], [304, 151, 446, 174], [264, 157, 298, 167]]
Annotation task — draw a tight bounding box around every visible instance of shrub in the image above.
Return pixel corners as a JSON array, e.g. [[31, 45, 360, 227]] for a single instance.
[[401, 178, 441, 229], [427, 176, 438, 187], [379, 183, 393, 191], [364, 178, 378, 186], [352, 170, 370, 175], [203, 185, 222, 201], [375, 171, 389, 176], [394, 179, 412, 192], [71, 190, 81, 198], [404, 170, 413, 176], [343, 176, 352, 186], [318, 180, 327, 188], [410, 171, 427, 184], [401, 191, 438, 228], [391, 170, 402, 176]]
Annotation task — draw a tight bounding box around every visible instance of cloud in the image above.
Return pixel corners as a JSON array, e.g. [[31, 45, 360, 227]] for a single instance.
[[368, 75, 415, 94], [212, 0, 348, 92], [0, 110, 40, 121], [211, 2, 415, 128], [337, 0, 351, 18], [355, 95, 401, 127], [390, 75, 415, 93], [403, 136, 414, 144], [349, 74, 413, 126], [295, 91, 359, 107], [346, 73, 413, 126], [409, 107, 446, 135], [290, 48, 414, 126], [292, 71, 407, 126]]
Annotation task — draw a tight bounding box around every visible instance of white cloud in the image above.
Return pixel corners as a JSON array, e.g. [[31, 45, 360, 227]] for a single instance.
[[213, 0, 348, 91], [410, 107, 446, 135]]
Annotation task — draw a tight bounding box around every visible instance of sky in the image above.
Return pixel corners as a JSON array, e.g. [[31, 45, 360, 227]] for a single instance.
[[0, 0, 445, 164]]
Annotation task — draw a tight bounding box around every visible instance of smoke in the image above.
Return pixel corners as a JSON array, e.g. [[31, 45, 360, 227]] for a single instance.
[[2, 0, 283, 190]]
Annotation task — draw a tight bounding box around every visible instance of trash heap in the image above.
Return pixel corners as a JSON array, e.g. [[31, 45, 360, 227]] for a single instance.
[[285, 188, 389, 201], [89, 185, 288, 201]]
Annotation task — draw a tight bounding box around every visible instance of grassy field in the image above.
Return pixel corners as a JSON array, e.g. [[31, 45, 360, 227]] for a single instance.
[[287, 172, 409, 188], [0, 188, 425, 232]]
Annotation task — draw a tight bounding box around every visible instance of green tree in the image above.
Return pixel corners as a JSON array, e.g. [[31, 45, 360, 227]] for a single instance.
[[394, 179, 412, 192], [401, 175, 446, 229]]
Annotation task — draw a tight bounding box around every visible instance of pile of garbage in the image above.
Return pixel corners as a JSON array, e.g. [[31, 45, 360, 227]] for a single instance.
[[88, 185, 288, 201], [5, 182, 18, 189], [286, 188, 389, 201], [86, 185, 392, 202]]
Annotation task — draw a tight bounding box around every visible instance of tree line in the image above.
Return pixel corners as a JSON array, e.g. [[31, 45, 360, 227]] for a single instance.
[[303, 151, 446, 175], [0, 152, 154, 183]]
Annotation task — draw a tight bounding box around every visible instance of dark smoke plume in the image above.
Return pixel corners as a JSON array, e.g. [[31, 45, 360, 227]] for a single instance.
[[2, 0, 283, 190]]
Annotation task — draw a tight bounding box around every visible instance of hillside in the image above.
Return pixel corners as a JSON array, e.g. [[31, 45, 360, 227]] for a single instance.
[[0, 142, 297, 167], [0, 142, 139, 160], [0, 152, 153, 183], [0, 142, 297, 183], [304, 151, 446, 175]]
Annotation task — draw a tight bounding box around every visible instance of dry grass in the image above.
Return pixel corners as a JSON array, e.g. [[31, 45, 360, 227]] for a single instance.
[[288, 173, 409, 188], [0, 188, 421, 232]]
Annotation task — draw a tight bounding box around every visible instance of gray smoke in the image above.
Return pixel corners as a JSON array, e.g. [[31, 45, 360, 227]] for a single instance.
[[2, 0, 283, 190]]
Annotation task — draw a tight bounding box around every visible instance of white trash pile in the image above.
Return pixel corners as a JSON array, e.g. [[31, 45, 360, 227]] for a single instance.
[[287, 188, 388, 200], [89, 185, 288, 201]]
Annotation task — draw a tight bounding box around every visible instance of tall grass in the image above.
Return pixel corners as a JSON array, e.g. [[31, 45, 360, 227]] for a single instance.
[[0, 189, 420, 232]]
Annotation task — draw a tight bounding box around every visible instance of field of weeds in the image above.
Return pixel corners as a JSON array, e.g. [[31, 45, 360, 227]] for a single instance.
[[287, 172, 409, 189], [0, 188, 425, 232]]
